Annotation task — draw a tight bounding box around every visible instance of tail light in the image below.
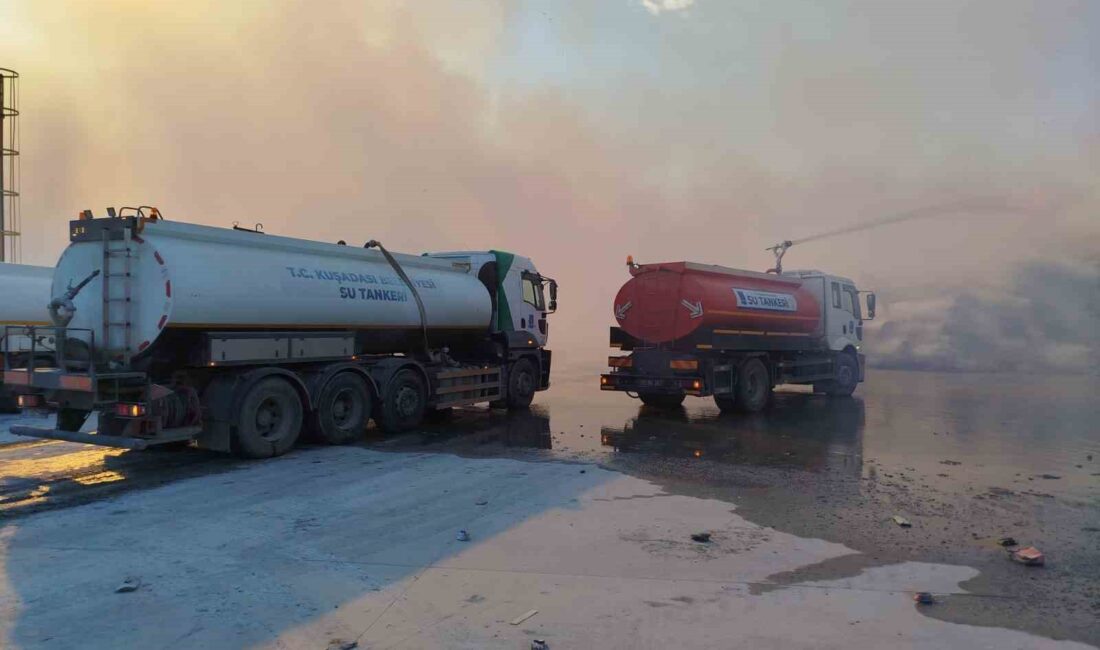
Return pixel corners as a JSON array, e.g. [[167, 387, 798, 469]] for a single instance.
[[17, 394, 41, 408], [115, 403, 147, 418], [682, 378, 703, 392]]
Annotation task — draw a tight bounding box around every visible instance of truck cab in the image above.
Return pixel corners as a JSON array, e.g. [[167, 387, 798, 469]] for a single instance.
[[424, 251, 558, 348], [781, 270, 871, 354]]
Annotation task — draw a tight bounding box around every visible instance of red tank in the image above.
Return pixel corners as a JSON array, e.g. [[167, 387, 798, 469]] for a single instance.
[[613, 261, 822, 345]]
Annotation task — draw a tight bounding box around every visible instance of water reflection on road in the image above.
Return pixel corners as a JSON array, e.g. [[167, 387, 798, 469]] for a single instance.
[[600, 394, 864, 477], [384, 369, 1097, 501], [382, 382, 867, 483], [2, 369, 1095, 517]]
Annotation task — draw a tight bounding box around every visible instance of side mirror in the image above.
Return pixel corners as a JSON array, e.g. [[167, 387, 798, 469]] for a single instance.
[[548, 280, 558, 313], [866, 292, 876, 320]]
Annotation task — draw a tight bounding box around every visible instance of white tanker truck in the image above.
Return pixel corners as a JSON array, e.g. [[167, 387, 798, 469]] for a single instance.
[[0, 263, 54, 412], [6, 209, 557, 457]]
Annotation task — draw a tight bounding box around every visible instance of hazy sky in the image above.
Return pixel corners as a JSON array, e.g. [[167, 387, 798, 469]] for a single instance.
[[1, 0, 1097, 370]]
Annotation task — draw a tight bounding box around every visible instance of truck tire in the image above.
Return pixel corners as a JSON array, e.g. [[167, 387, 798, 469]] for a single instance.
[[378, 369, 427, 432], [505, 358, 537, 410], [826, 353, 859, 397], [638, 393, 685, 409], [309, 373, 371, 445], [735, 358, 771, 413], [232, 376, 303, 458], [713, 394, 737, 413]]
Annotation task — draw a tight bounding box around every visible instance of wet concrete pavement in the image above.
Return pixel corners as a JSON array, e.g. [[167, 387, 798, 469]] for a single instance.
[[373, 369, 1100, 645], [0, 368, 1097, 647]]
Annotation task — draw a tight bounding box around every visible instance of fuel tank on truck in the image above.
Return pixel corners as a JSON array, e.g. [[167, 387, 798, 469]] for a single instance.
[[0, 263, 53, 327], [54, 218, 493, 358], [613, 261, 822, 345]]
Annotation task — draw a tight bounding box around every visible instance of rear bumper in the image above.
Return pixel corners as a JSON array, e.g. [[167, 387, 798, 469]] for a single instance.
[[9, 424, 202, 449], [600, 372, 704, 396], [9, 425, 149, 450]]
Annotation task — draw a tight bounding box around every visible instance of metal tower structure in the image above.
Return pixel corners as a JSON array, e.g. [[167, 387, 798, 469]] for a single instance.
[[0, 68, 21, 262]]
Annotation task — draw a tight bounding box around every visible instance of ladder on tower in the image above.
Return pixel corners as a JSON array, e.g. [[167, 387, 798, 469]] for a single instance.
[[101, 227, 134, 366]]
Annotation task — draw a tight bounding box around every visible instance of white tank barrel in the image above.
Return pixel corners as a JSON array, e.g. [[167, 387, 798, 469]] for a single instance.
[[0, 263, 53, 326], [54, 220, 492, 356]]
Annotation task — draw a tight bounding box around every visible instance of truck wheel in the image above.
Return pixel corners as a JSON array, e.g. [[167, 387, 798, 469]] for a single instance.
[[57, 408, 89, 432], [735, 358, 771, 413], [233, 377, 303, 458], [309, 373, 371, 445], [505, 358, 537, 410], [378, 369, 427, 432], [638, 393, 685, 409], [826, 353, 859, 397], [713, 394, 737, 413]]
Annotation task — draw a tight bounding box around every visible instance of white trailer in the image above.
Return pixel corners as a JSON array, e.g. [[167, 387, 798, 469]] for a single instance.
[[7, 210, 557, 456], [0, 263, 53, 411]]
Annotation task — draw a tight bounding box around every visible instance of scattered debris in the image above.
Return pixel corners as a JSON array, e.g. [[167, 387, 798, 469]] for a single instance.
[[1039, 474, 1062, 480], [326, 640, 358, 650], [690, 532, 712, 543], [913, 592, 935, 605], [511, 609, 539, 625], [892, 515, 912, 528], [1088, 454, 1093, 461], [940, 460, 962, 466], [531, 639, 549, 650], [475, 500, 488, 506], [579, 469, 586, 474], [115, 577, 141, 593], [998, 537, 1018, 547], [456, 529, 470, 542], [1009, 546, 1045, 566]]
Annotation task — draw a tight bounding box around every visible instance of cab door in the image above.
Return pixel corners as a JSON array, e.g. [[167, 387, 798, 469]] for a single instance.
[[825, 279, 860, 351], [494, 253, 548, 347], [516, 271, 547, 346]]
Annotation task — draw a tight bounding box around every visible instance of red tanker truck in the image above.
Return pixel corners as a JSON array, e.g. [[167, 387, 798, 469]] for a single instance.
[[600, 250, 876, 412]]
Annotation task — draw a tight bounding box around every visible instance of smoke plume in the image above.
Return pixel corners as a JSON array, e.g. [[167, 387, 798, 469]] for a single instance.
[[870, 262, 1100, 374]]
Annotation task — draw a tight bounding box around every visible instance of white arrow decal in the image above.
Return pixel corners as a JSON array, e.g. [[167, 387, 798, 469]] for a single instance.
[[615, 301, 633, 320], [681, 299, 704, 319]]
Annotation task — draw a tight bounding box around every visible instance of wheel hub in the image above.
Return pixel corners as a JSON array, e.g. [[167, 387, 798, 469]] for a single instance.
[[256, 398, 282, 438], [332, 389, 352, 426], [395, 386, 420, 418], [838, 365, 853, 386]]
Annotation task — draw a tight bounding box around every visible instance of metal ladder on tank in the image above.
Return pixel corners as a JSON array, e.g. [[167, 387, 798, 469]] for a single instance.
[[101, 227, 134, 368]]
